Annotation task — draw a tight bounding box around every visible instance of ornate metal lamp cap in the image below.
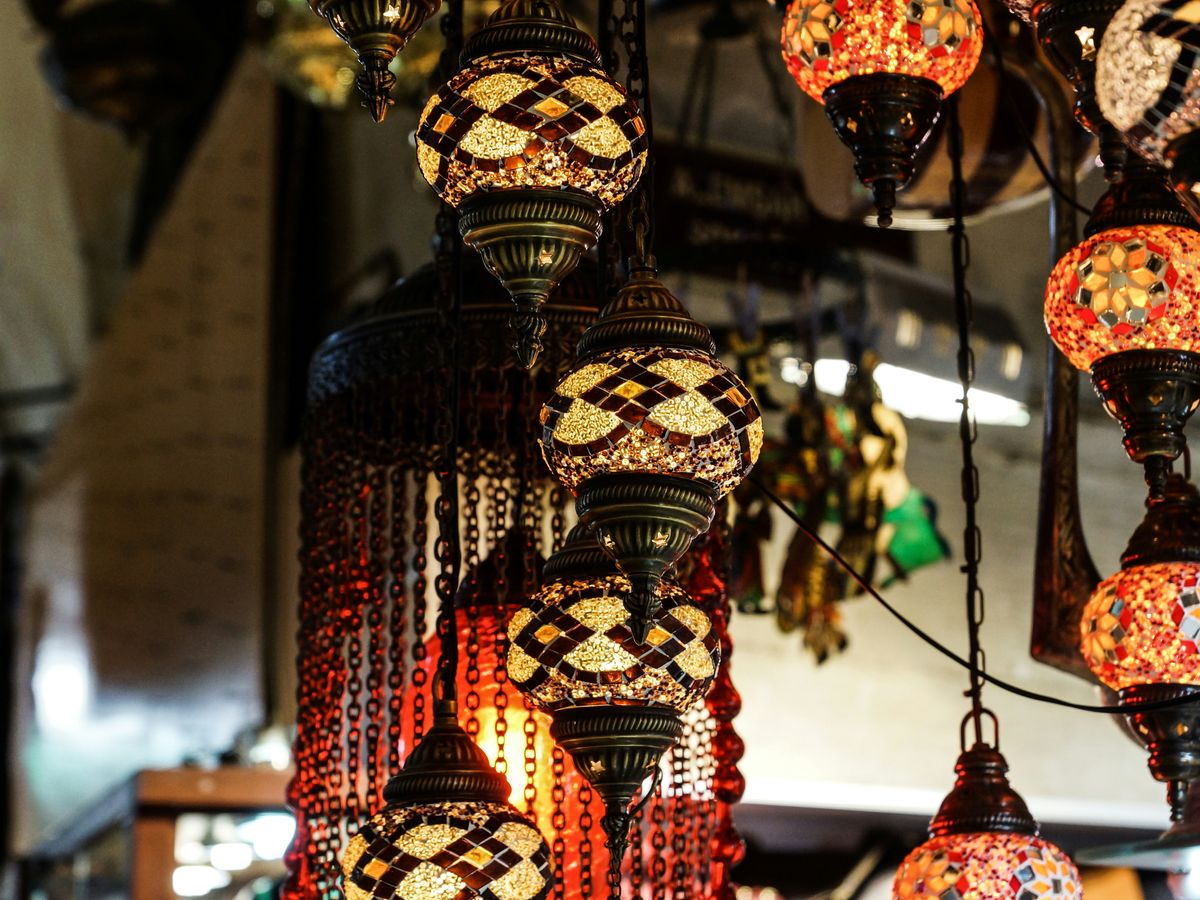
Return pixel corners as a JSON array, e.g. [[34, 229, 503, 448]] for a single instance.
[[542, 524, 614, 582], [927, 744, 1040, 838], [462, 0, 602, 66], [1085, 159, 1200, 237], [1121, 474, 1200, 568], [576, 262, 717, 359], [383, 700, 511, 805]]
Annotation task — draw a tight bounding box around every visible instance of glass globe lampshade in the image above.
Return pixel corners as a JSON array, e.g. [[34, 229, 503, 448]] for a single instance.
[[506, 525, 720, 879], [539, 264, 762, 640], [1043, 161, 1200, 495], [779, 0, 982, 223], [1080, 473, 1200, 821], [341, 701, 553, 900], [416, 0, 648, 369], [893, 741, 1081, 899], [309, 0, 441, 122]]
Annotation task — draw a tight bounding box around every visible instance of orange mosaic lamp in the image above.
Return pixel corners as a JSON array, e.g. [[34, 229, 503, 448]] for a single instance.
[[780, 0, 982, 224], [1044, 160, 1200, 497], [540, 264, 763, 641], [1080, 473, 1200, 822], [416, 0, 647, 368], [893, 737, 1081, 900], [507, 525, 719, 888]]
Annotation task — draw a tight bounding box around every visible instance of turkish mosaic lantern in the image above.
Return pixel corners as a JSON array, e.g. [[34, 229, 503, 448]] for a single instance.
[[1033, 0, 1130, 177], [288, 255, 747, 899], [779, 0, 982, 224], [342, 701, 554, 900], [1080, 473, 1200, 822], [309, 0, 441, 121], [540, 264, 763, 641], [416, 0, 647, 369], [893, 741, 1082, 899], [1097, 0, 1200, 211], [507, 524, 720, 881], [1044, 160, 1200, 497]]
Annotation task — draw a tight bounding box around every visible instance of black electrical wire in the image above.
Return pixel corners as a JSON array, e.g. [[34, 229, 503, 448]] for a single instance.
[[978, 12, 1094, 218], [748, 473, 1200, 715]]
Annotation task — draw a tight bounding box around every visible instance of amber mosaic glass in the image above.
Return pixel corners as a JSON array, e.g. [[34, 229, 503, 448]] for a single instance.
[[780, 0, 983, 103], [506, 574, 720, 712], [1098, 0, 1200, 164], [539, 347, 764, 496], [416, 55, 647, 208], [1080, 562, 1200, 690], [1044, 225, 1200, 371], [893, 833, 1081, 900], [342, 801, 552, 900]]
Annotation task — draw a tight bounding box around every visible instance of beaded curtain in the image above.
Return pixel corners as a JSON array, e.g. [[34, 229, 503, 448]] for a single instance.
[[283, 262, 747, 899]]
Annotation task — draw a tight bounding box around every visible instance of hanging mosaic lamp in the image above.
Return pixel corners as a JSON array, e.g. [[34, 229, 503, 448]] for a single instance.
[[779, 0, 983, 224], [416, 0, 648, 369], [1034, 0, 1129, 177], [342, 700, 554, 900], [1079, 473, 1200, 822], [1096, 0, 1200, 212], [309, 0, 440, 121], [1044, 159, 1200, 497], [506, 524, 720, 882], [893, 739, 1082, 899], [539, 263, 763, 641]]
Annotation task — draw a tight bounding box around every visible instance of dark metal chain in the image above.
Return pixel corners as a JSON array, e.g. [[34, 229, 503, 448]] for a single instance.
[[410, 466, 430, 741], [436, 0, 465, 87], [432, 214, 462, 704], [946, 95, 988, 746], [463, 364, 484, 737], [386, 464, 409, 772], [614, 0, 654, 263], [579, 783, 595, 899], [551, 746, 567, 900]]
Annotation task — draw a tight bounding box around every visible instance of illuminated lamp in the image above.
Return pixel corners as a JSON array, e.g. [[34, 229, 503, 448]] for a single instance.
[[506, 525, 720, 880], [309, 0, 440, 122], [1044, 160, 1200, 497], [894, 737, 1081, 899], [1081, 473, 1200, 821], [416, 0, 647, 368], [1096, 0, 1200, 214], [539, 263, 763, 640], [779, 0, 983, 224], [341, 701, 553, 900]]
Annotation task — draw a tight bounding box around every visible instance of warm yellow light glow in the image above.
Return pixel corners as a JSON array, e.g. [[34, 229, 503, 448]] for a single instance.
[[540, 346, 763, 496], [1080, 562, 1200, 690], [507, 575, 720, 713], [1045, 225, 1200, 371], [893, 832, 1081, 899], [417, 55, 647, 208], [780, 0, 983, 104]]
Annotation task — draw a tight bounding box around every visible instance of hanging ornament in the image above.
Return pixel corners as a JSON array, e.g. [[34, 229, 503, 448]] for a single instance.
[[540, 263, 763, 641], [1079, 473, 1200, 821], [897, 92, 1083, 900], [894, 736, 1082, 900], [1096, 0, 1200, 213], [416, 0, 648, 369], [779, 0, 983, 225], [1034, 0, 1130, 178], [309, 0, 441, 121], [506, 524, 720, 888], [1044, 159, 1200, 497], [342, 700, 554, 900]]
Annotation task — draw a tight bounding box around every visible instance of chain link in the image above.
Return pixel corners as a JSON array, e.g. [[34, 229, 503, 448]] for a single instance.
[[947, 95, 988, 745]]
